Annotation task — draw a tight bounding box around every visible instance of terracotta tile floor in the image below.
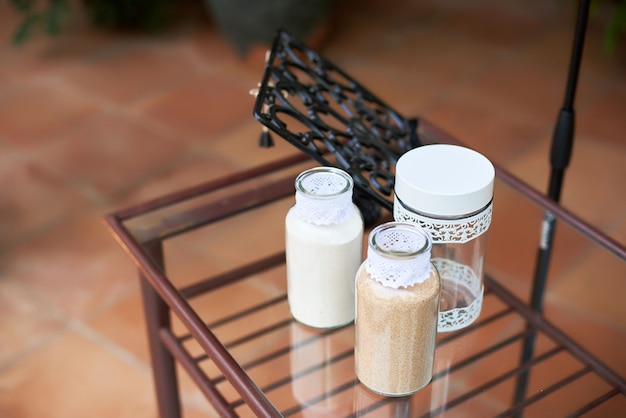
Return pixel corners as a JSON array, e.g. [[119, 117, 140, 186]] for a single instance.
[[0, 0, 624, 417]]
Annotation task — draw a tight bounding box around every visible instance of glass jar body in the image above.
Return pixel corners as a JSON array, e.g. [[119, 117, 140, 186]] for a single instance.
[[394, 195, 491, 332], [355, 262, 440, 396], [285, 204, 363, 328], [354, 222, 440, 397]]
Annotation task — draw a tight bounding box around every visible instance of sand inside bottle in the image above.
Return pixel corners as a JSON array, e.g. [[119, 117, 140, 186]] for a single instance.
[[355, 267, 440, 396]]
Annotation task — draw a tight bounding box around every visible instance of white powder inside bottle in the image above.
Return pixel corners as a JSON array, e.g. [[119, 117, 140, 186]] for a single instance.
[[285, 205, 363, 328]]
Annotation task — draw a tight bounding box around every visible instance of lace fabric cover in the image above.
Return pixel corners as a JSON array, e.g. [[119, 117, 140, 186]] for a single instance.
[[294, 170, 353, 225], [365, 226, 431, 289], [433, 258, 484, 331], [394, 196, 492, 243]]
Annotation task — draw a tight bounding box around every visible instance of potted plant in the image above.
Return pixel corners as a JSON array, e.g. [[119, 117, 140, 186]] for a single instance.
[[202, 0, 336, 54], [9, 0, 337, 51], [9, 0, 179, 45]]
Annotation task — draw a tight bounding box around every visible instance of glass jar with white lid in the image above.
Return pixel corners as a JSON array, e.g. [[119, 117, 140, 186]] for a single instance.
[[393, 144, 495, 332]]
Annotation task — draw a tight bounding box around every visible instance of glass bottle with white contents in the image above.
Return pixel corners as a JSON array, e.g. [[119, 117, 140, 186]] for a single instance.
[[394, 144, 495, 332], [285, 166, 363, 329]]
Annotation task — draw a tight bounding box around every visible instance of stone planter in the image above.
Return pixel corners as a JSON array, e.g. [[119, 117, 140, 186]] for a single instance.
[[203, 0, 336, 54]]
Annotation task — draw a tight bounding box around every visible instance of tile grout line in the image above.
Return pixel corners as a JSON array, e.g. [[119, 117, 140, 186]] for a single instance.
[[0, 277, 72, 374], [68, 318, 152, 376], [0, 326, 70, 374]]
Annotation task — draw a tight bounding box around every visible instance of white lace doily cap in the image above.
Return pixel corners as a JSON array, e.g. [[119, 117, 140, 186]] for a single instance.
[[365, 222, 433, 289], [294, 167, 354, 225]]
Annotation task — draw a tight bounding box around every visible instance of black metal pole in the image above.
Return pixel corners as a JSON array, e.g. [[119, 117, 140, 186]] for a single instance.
[[513, 0, 591, 413]]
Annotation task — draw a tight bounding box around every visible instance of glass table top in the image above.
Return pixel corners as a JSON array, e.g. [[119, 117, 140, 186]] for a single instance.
[[105, 121, 626, 417]]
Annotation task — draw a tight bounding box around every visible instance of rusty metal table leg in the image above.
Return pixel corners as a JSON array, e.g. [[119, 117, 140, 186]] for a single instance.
[[139, 240, 182, 418]]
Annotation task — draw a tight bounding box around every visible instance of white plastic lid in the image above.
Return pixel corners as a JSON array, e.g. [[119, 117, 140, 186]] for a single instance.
[[395, 144, 495, 217]]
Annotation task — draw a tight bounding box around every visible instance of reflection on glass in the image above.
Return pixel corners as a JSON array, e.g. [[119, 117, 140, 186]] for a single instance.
[[353, 384, 414, 417], [429, 331, 479, 416], [288, 316, 483, 416], [289, 322, 354, 416]]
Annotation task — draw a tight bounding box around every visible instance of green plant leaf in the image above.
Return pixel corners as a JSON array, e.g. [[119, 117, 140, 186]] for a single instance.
[[45, 0, 71, 36], [9, 0, 35, 13], [603, 0, 626, 53], [12, 12, 43, 45]]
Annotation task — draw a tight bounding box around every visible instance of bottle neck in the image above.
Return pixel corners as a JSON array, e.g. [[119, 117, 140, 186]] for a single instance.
[[293, 167, 354, 225], [365, 222, 432, 289]]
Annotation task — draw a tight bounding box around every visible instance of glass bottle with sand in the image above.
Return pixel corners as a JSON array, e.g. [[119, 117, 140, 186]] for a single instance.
[[355, 222, 440, 397]]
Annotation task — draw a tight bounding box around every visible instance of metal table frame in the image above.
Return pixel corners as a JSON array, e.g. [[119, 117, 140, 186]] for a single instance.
[[105, 120, 626, 417]]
